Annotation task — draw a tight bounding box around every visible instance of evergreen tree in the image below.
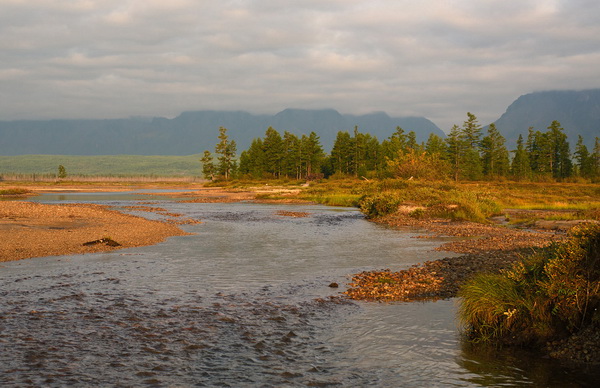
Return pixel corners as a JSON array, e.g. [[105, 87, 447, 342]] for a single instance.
[[425, 133, 447, 157], [200, 150, 216, 180], [510, 135, 532, 180], [481, 123, 510, 177], [574, 135, 594, 178], [593, 137, 600, 178], [381, 126, 408, 160], [300, 132, 325, 179], [546, 121, 572, 179], [406, 131, 419, 151], [330, 131, 354, 175], [363, 134, 383, 177], [461, 113, 483, 180], [215, 126, 237, 180], [262, 127, 284, 178], [238, 138, 265, 178], [281, 131, 301, 178], [57, 165, 67, 179], [462, 112, 483, 148]]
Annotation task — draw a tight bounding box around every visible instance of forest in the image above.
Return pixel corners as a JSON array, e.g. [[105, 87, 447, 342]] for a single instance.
[[201, 113, 600, 182]]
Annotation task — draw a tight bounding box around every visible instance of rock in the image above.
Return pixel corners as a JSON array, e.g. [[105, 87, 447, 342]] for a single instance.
[[83, 238, 121, 247]]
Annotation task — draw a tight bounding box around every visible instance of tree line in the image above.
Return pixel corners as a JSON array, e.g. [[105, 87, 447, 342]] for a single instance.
[[201, 113, 600, 181]]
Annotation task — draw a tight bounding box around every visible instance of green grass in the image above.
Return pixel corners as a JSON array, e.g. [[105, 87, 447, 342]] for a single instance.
[[0, 154, 203, 176]]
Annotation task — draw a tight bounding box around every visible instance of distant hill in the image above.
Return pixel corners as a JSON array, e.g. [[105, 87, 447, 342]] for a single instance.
[[492, 89, 600, 149], [0, 109, 443, 156]]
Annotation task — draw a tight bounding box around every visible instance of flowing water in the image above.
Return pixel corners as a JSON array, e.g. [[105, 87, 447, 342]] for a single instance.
[[1, 193, 598, 387]]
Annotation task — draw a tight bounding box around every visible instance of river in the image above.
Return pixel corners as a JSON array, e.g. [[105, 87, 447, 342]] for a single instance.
[[1, 193, 598, 386]]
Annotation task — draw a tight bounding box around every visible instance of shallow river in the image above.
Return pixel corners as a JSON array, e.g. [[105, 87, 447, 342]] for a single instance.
[[1, 193, 598, 386]]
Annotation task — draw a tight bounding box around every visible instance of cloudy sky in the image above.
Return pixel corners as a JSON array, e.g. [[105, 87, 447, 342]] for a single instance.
[[1, 0, 599, 131]]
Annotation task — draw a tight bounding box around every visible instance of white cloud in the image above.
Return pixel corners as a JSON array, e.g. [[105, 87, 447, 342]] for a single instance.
[[0, 0, 598, 131]]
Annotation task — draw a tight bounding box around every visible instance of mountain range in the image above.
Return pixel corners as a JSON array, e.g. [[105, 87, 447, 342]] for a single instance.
[[0, 109, 442, 156], [0, 89, 599, 156], [492, 89, 600, 149]]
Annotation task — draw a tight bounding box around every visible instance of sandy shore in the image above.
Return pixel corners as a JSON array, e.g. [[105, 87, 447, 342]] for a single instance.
[[0, 183, 305, 262], [0, 201, 188, 262]]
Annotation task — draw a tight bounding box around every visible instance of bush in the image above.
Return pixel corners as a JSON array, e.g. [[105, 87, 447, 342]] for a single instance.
[[358, 193, 402, 218], [458, 223, 600, 345]]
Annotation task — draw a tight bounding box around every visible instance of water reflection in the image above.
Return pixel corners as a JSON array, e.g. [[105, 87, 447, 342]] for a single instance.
[[0, 195, 598, 386]]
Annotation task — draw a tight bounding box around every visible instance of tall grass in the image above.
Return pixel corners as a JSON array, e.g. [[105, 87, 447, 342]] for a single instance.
[[355, 180, 503, 222], [458, 223, 600, 346]]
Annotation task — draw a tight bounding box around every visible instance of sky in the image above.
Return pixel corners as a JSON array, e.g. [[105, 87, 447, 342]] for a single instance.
[[1, 0, 599, 132]]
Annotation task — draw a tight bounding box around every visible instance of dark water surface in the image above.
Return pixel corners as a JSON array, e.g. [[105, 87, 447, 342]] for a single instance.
[[1, 194, 598, 386]]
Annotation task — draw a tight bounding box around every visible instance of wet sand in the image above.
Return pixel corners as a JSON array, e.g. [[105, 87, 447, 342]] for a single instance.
[[0, 201, 188, 262]]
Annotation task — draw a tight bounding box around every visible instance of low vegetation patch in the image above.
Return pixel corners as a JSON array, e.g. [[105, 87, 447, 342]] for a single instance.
[[0, 188, 31, 196], [458, 223, 600, 348]]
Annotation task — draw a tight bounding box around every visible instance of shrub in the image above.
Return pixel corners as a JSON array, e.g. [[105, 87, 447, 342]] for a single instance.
[[458, 223, 600, 345], [358, 193, 402, 218]]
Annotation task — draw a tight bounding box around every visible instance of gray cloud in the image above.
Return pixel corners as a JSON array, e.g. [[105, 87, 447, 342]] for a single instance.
[[1, 0, 599, 132]]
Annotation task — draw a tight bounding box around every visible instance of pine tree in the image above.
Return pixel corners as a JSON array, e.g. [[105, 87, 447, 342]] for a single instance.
[[215, 126, 237, 180], [281, 131, 301, 178], [330, 131, 353, 175], [446, 124, 466, 181], [510, 135, 531, 180], [238, 138, 265, 178], [461, 113, 483, 180], [593, 137, 600, 178], [481, 123, 510, 178], [406, 131, 419, 151], [425, 133, 447, 156], [262, 127, 284, 178], [57, 165, 67, 179], [546, 121, 572, 179], [381, 126, 408, 160], [574, 135, 594, 178], [462, 112, 483, 148], [300, 132, 325, 179], [200, 150, 216, 180]]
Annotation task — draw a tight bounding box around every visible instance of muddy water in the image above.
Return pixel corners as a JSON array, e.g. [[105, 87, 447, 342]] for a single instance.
[[1, 195, 598, 386]]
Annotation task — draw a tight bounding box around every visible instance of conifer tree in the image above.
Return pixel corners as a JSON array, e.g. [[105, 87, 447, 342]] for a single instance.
[[239, 138, 265, 178], [330, 131, 354, 175], [425, 133, 447, 157], [481, 123, 510, 177], [215, 126, 237, 180], [381, 126, 408, 160], [461, 113, 483, 180], [593, 137, 600, 178], [281, 131, 301, 178], [262, 127, 284, 178], [574, 135, 594, 178], [546, 121, 572, 179], [510, 134, 531, 180], [445, 124, 466, 181], [200, 150, 216, 180], [300, 132, 325, 179]]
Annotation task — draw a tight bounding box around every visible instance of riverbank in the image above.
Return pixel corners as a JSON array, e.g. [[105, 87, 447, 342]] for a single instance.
[[0, 201, 188, 262], [0, 183, 296, 262], [344, 214, 563, 301]]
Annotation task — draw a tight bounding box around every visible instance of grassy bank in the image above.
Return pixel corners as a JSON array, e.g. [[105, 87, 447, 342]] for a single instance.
[[458, 223, 600, 357], [204, 178, 599, 223]]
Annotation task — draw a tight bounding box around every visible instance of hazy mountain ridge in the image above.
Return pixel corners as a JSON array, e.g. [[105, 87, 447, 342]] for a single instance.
[[0, 109, 442, 156], [492, 89, 600, 149]]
